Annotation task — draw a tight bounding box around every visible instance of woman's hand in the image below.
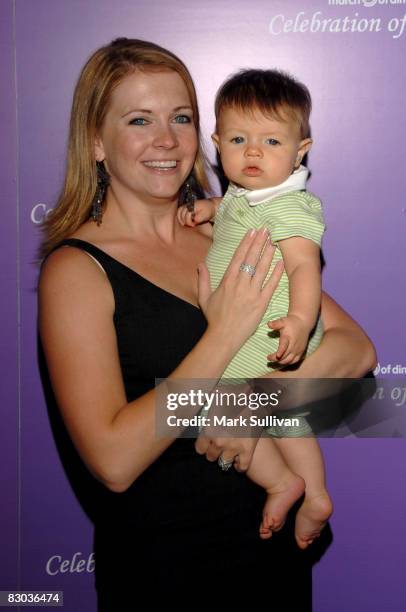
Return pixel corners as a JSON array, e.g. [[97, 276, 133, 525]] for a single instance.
[[194, 381, 266, 472], [197, 228, 284, 355], [195, 435, 259, 473]]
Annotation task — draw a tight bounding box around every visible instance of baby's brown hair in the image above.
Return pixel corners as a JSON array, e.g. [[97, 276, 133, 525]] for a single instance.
[[215, 68, 311, 139]]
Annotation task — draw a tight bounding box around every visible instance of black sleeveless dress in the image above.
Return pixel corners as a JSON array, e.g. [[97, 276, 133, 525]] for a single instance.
[[56, 239, 311, 609]]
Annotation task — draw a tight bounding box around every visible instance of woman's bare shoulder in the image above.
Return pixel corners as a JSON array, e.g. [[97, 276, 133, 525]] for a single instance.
[[39, 243, 111, 306], [41, 242, 99, 275]]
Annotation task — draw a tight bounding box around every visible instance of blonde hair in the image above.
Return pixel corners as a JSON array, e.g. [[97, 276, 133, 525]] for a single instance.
[[40, 38, 209, 258]]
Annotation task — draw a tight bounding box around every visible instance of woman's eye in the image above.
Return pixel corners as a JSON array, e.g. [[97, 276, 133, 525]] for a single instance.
[[173, 115, 192, 124], [129, 117, 149, 126], [230, 136, 244, 144], [265, 138, 280, 145]]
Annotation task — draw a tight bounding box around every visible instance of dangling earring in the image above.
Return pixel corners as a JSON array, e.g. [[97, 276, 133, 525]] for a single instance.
[[179, 177, 197, 218], [91, 161, 110, 226]]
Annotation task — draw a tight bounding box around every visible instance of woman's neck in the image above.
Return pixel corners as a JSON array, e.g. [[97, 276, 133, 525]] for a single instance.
[[100, 187, 181, 244]]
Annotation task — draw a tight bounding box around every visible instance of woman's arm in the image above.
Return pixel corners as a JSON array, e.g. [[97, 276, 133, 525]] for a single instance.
[[39, 229, 282, 493]]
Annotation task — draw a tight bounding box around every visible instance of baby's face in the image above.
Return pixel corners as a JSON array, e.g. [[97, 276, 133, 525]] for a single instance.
[[213, 105, 312, 190]]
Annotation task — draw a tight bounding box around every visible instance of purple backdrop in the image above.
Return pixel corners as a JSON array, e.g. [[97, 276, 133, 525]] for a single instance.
[[1, 0, 19, 593], [1, 0, 405, 609]]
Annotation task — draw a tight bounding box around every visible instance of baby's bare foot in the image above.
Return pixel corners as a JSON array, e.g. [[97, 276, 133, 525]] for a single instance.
[[295, 491, 333, 549], [259, 474, 305, 539]]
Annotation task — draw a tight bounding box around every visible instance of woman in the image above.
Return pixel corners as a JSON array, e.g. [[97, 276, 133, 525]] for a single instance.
[[38, 38, 376, 608]]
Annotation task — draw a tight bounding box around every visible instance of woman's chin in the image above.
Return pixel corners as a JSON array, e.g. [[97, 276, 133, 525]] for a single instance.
[[144, 190, 181, 204]]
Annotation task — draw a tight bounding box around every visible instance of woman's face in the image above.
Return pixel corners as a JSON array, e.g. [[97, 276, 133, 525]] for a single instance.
[[95, 69, 198, 204]]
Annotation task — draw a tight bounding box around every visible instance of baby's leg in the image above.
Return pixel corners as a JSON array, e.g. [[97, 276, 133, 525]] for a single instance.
[[274, 437, 333, 549], [247, 438, 305, 539]]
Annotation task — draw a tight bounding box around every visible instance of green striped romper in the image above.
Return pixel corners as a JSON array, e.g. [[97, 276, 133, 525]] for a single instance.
[[206, 186, 325, 436]]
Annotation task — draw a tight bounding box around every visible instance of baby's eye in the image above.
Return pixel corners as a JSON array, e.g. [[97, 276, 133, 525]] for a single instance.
[[129, 117, 149, 126], [265, 138, 280, 145], [230, 136, 245, 144], [173, 115, 192, 124]]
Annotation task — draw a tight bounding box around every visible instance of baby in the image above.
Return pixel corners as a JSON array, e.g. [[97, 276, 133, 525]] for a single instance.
[[179, 69, 333, 548]]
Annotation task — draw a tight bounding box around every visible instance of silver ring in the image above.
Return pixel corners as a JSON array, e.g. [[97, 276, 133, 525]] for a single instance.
[[239, 262, 256, 277], [218, 455, 234, 471]]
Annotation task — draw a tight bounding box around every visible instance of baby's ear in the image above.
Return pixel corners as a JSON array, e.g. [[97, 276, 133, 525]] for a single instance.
[[295, 138, 312, 168], [211, 133, 220, 152]]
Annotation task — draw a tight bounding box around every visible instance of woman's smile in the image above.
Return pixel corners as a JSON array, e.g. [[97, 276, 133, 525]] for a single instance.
[[143, 159, 179, 173]]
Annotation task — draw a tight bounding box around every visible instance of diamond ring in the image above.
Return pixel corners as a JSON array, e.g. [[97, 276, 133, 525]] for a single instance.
[[218, 455, 234, 471], [239, 262, 256, 276]]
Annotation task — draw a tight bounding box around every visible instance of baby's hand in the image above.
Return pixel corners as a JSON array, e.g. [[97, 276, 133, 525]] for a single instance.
[[177, 198, 218, 227], [267, 314, 311, 365]]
